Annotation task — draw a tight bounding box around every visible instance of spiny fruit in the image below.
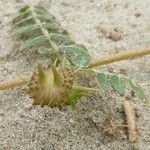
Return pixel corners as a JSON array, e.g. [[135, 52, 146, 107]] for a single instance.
[[28, 62, 75, 108]]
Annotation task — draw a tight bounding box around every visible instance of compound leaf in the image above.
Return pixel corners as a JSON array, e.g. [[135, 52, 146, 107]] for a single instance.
[[12, 5, 90, 68]]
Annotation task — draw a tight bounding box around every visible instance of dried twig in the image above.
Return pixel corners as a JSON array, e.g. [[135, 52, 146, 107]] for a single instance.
[[123, 101, 138, 142]]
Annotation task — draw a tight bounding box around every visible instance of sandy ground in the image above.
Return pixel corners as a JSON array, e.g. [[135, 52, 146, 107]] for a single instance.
[[0, 0, 150, 149]]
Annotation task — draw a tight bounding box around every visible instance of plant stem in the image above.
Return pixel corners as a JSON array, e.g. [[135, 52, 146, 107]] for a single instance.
[[89, 48, 150, 68], [0, 76, 31, 90], [0, 76, 99, 92]]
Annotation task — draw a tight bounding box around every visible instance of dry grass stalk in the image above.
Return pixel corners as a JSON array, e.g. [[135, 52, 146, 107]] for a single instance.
[[123, 101, 138, 142]]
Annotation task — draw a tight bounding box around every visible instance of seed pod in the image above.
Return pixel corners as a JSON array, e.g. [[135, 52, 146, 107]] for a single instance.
[[28, 63, 75, 108]]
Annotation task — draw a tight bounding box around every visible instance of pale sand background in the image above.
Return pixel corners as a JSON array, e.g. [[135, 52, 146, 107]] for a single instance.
[[0, 0, 150, 149]]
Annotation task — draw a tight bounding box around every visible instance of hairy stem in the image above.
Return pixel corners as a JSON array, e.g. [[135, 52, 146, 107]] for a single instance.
[[89, 47, 150, 68], [0, 76, 31, 90]]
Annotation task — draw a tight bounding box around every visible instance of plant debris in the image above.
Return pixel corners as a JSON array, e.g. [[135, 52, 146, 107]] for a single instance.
[[99, 25, 122, 41], [101, 113, 127, 140], [123, 101, 138, 142]]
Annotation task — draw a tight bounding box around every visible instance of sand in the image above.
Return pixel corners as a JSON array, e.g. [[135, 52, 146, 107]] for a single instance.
[[0, 0, 150, 149]]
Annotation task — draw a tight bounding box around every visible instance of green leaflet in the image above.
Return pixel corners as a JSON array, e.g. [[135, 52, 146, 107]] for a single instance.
[[21, 33, 73, 50], [19, 5, 46, 14], [21, 35, 47, 49], [12, 16, 34, 29], [129, 80, 146, 99], [96, 73, 111, 91], [13, 11, 57, 29], [37, 47, 52, 54], [43, 23, 61, 30], [12, 23, 62, 36], [34, 5, 47, 12], [110, 75, 126, 96], [72, 53, 91, 67], [12, 24, 39, 35], [13, 11, 31, 23], [37, 14, 58, 23], [19, 5, 30, 13], [59, 44, 91, 67], [59, 44, 88, 53], [49, 33, 73, 44]]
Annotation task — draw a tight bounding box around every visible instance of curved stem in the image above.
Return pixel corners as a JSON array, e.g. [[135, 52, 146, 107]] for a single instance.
[[89, 48, 150, 68]]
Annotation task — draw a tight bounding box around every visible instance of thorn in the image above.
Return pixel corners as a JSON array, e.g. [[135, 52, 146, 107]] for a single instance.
[[54, 58, 58, 67], [51, 64, 63, 86], [62, 55, 67, 69], [38, 63, 48, 84]]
